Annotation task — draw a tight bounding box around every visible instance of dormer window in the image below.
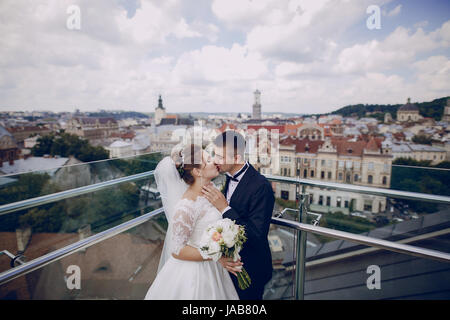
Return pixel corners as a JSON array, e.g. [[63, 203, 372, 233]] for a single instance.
[[348, 148, 353, 154]]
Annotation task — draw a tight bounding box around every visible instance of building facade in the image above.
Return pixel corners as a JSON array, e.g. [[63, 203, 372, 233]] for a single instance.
[[270, 136, 392, 214], [66, 117, 119, 141], [397, 98, 421, 122]]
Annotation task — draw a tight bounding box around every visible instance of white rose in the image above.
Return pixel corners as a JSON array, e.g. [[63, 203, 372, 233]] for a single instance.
[[222, 230, 235, 248], [209, 240, 220, 254]]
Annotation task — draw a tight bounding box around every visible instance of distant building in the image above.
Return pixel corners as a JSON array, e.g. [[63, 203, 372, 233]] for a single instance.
[[397, 98, 421, 122], [252, 90, 262, 120], [66, 117, 119, 141], [0, 155, 70, 176], [154, 95, 166, 126], [6, 125, 52, 144], [384, 112, 393, 123], [391, 142, 446, 164], [442, 98, 450, 122], [269, 136, 392, 214], [0, 125, 20, 168]]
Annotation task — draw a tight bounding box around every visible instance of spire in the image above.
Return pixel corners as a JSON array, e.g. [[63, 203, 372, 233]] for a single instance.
[[158, 95, 164, 110]]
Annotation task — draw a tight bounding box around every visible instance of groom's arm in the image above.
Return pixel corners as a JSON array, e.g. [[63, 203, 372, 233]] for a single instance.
[[222, 183, 274, 246]]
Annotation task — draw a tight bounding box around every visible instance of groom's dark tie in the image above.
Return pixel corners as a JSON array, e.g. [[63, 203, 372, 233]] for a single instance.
[[224, 162, 249, 195]]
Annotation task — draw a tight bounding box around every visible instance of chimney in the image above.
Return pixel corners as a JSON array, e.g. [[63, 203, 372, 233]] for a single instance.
[[16, 227, 32, 252]]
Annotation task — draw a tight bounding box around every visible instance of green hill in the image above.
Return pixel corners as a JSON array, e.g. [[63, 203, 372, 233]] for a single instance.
[[330, 96, 449, 121]]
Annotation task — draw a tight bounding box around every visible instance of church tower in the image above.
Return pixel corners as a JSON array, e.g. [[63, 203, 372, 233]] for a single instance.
[[252, 89, 262, 120], [154, 94, 166, 125]]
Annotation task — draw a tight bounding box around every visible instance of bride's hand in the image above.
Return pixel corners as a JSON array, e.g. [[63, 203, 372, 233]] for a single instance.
[[202, 183, 228, 213], [218, 257, 244, 276]]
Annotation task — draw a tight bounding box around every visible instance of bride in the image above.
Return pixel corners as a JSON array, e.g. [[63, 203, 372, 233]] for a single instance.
[[144, 144, 241, 300]]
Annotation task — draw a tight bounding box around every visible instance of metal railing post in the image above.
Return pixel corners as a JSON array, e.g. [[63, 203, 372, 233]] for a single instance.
[[295, 183, 309, 300]]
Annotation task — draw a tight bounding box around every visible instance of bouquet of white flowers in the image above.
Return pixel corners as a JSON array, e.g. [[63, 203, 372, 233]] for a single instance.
[[199, 218, 251, 290]]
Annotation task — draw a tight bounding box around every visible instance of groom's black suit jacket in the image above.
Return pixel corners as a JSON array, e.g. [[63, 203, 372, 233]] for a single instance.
[[222, 163, 274, 299]]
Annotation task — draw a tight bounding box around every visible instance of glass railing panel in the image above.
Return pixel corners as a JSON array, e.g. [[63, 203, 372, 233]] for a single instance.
[[263, 193, 300, 300], [0, 211, 166, 300], [0, 175, 162, 274], [0, 152, 165, 205], [303, 242, 450, 300]]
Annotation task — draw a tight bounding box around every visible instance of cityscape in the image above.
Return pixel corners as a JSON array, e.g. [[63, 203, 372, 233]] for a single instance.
[[0, 0, 449, 301]]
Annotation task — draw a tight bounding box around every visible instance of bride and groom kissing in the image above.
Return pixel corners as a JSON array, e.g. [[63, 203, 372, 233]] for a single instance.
[[145, 131, 275, 300]]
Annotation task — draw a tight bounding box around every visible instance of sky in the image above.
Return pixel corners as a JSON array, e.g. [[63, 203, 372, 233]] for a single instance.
[[0, 0, 449, 114]]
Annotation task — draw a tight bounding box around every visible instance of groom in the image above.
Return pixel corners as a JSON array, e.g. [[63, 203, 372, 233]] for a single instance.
[[202, 131, 274, 300]]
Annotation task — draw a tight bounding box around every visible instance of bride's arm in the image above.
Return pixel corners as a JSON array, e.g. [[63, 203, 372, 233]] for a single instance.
[[172, 245, 211, 261], [170, 205, 211, 262]]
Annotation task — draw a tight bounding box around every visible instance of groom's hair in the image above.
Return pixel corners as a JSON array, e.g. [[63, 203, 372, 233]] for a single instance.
[[213, 131, 246, 160]]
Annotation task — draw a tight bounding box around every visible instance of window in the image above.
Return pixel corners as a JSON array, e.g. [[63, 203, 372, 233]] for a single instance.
[[368, 175, 373, 184], [338, 161, 344, 168], [346, 161, 352, 169], [283, 168, 287, 176], [344, 200, 349, 208], [354, 174, 359, 182], [354, 162, 361, 169], [321, 160, 326, 166], [303, 169, 307, 178], [319, 195, 323, 205], [310, 170, 314, 178], [338, 172, 343, 180], [304, 158, 308, 164], [326, 196, 331, 206], [311, 159, 316, 166], [368, 162, 374, 171], [346, 173, 351, 183], [297, 169, 300, 176], [337, 197, 342, 207], [383, 163, 389, 172], [364, 201, 372, 212], [288, 169, 291, 176], [281, 191, 289, 200], [321, 171, 325, 179], [327, 160, 332, 168], [328, 172, 332, 179], [382, 176, 387, 185]]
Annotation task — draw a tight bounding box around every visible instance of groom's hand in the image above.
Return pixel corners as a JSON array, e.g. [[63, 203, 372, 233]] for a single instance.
[[202, 183, 228, 213]]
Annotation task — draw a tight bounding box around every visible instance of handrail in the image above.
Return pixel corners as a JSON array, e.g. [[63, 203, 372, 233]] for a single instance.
[[1, 211, 448, 287], [0, 207, 164, 286], [2, 172, 449, 217], [1, 170, 449, 289], [0, 170, 155, 216], [265, 174, 450, 204], [271, 217, 450, 263]]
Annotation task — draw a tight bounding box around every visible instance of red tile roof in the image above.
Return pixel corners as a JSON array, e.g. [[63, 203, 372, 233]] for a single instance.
[[280, 137, 324, 153]]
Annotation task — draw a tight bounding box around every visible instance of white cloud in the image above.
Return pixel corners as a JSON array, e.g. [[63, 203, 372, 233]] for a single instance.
[[386, 4, 402, 17], [0, 0, 449, 115], [334, 21, 450, 74], [172, 44, 268, 85]]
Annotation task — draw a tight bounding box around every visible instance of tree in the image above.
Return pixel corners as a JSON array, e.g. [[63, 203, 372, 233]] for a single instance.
[[412, 134, 432, 145], [31, 132, 109, 162]]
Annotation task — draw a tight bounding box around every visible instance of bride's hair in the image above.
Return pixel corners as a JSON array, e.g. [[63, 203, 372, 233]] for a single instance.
[[171, 143, 204, 185]]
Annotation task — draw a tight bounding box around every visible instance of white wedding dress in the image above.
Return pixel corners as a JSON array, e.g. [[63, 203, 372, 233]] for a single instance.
[[144, 195, 239, 300]]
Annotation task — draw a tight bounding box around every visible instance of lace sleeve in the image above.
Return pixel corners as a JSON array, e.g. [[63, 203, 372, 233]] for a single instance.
[[170, 202, 196, 256]]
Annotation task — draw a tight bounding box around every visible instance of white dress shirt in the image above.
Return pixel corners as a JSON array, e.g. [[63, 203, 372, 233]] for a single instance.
[[221, 161, 250, 215]]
